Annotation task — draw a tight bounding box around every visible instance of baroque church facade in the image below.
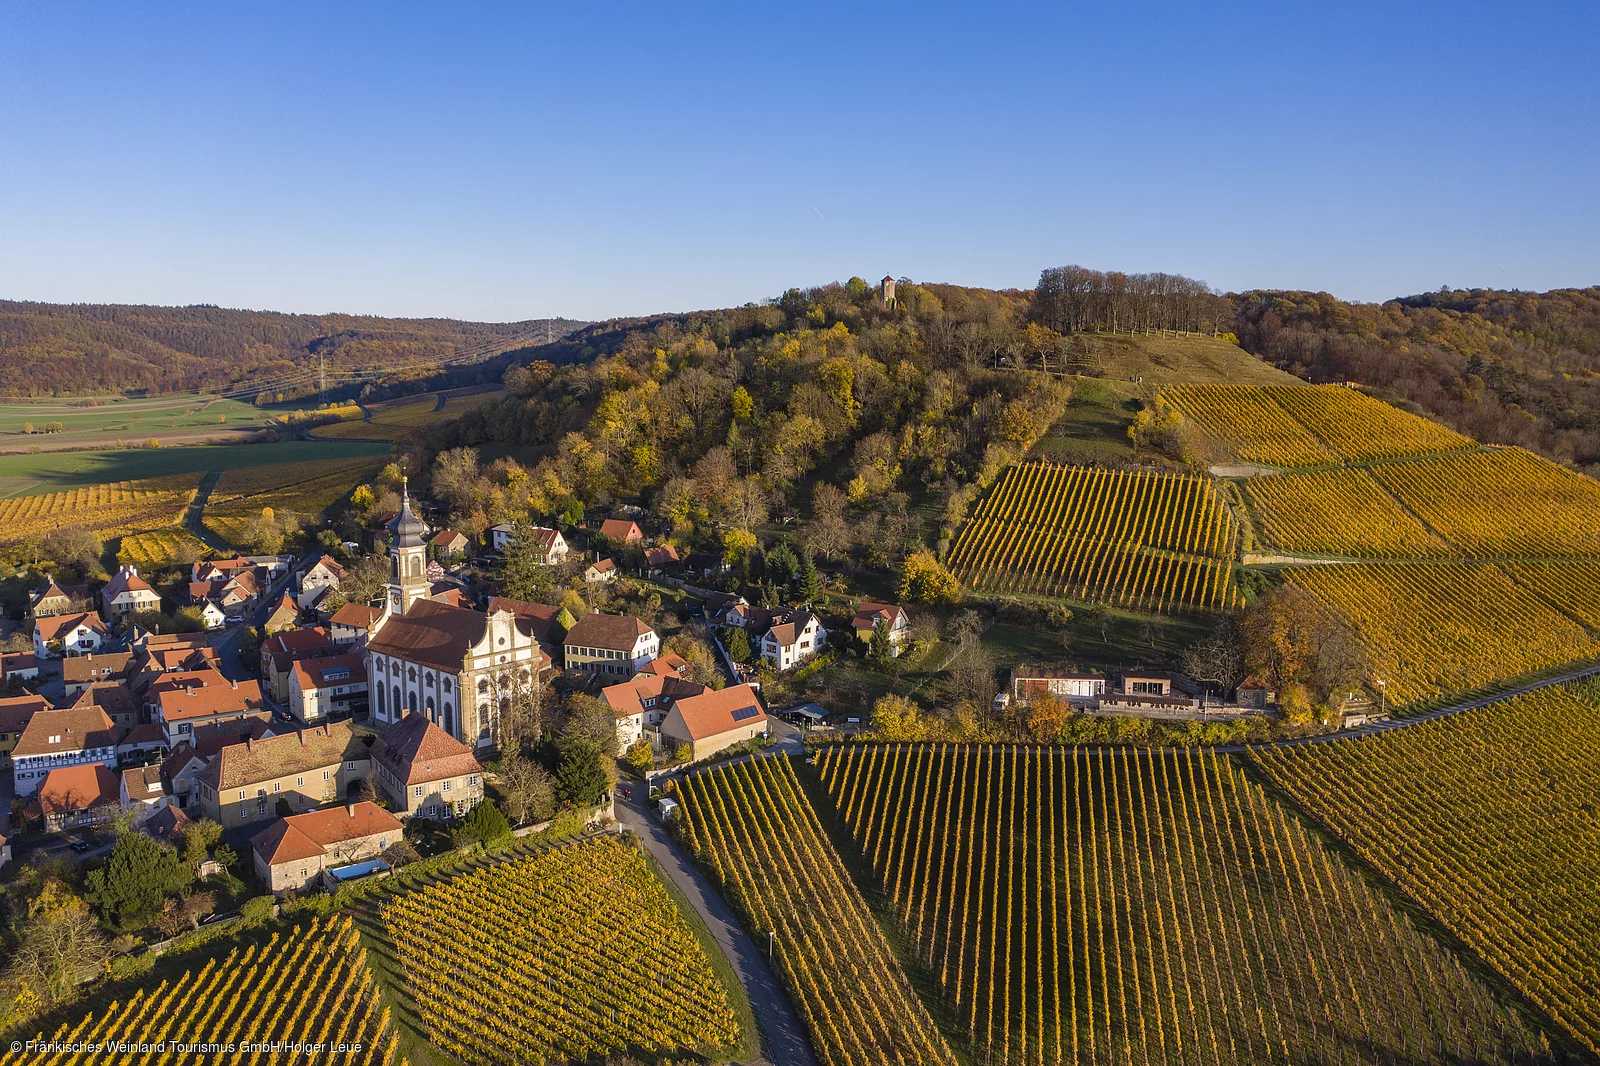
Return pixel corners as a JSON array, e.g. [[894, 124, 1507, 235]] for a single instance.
[[364, 488, 540, 748]]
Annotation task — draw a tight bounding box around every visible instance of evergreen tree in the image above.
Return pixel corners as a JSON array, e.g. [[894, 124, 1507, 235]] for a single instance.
[[556, 740, 609, 808], [85, 831, 190, 930], [496, 521, 554, 602], [766, 541, 799, 589], [725, 626, 753, 663], [796, 552, 822, 604], [869, 617, 896, 667], [457, 799, 513, 847]]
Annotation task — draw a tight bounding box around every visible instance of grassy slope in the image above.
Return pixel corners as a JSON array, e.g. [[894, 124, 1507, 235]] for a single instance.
[[1064, 331, 1302, 386]]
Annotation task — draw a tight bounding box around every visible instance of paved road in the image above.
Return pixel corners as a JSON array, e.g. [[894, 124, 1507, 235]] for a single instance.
[[616, 785, 817, 1066]]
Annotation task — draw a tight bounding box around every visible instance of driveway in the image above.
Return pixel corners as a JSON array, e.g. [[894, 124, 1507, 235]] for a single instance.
[[615, 786, 817, 1066]]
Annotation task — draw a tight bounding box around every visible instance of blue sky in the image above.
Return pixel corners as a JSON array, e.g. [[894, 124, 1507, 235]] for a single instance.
[[2, 2, 1596, 322]]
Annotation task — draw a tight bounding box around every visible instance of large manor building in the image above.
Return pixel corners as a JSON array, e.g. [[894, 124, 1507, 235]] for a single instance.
[[364, 488, 540, 748]]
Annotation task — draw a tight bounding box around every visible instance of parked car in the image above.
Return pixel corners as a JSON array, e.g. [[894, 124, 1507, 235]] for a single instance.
[[225, 614, 244, 625]]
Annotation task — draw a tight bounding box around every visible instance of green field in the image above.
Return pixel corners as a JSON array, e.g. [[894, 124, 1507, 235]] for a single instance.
[[312, 388, 503, 442], [0, 441, 392, 497]]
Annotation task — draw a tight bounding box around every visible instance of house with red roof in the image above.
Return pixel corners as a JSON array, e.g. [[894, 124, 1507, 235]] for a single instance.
[[100, 565, 161, 622], [598, 518, 643, 543], [658, 683, 767, 762], [38, 764, 121, 832], [371, 712, 484, 819], [430, 529, 469, 557], [250, 801, 403, 893], [32, 612, 108, 659]]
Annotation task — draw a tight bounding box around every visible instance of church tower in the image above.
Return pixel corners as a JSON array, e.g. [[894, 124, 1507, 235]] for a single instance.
[[385, 479, 430, 616]]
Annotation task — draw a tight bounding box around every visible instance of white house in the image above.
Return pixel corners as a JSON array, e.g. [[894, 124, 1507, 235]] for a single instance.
[[584, 558, 618, 584], [33, 612, 108, 659], [760, 611, 825, 671], [851, 601, 910, 655], [100, 566, 162, 622], [11, 705, 121, 798], [298, 555, 346, 610], [492, 524, 570, 564], [199, 601, 227, 630], [289, 653, 369, 724]]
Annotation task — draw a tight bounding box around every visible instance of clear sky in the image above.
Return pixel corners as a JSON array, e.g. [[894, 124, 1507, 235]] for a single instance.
[[2, 1, 1596, 322]]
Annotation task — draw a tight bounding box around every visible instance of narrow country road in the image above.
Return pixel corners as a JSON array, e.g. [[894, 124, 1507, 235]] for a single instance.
[[184, 469, 226, 550], [616, 786, 818, 1066]]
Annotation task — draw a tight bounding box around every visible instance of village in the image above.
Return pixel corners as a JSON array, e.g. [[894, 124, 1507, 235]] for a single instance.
[[0, 476, 1282, 905]]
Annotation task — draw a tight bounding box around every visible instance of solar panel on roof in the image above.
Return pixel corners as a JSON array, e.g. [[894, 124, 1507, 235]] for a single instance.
[[730, 705, 761, 723]]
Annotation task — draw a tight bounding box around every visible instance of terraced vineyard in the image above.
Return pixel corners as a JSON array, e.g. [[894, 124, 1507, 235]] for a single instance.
[[383, 836, 742, 1066], [18, 916, 397, 1065], [1367, 447, 1600, 556], [1166, 383, 1475, 467], [948, 461, 1241, 612], [1251, 678, 1600, 1057], [1244, 465, 1449, 557], [1282, 562, 1598, 706], [0, 472, 200, 546], [678, 755, 960, 1066], [815, 743, 1557, 1066], [118, 527, 211, 566], [311, 388, 502, 441]]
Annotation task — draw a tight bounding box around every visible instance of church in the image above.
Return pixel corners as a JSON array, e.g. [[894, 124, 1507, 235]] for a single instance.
[[364, 487, 541, 748]]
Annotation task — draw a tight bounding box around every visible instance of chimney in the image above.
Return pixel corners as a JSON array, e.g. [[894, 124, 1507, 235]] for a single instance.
[[299, 731, 307, 746], [245, 736, 253, 751], [231, 680, 238, 690], [346, 801, 356, 816]]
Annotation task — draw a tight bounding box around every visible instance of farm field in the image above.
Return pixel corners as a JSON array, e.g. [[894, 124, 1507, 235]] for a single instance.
[[17, 916, 397, 1065], [1243, 466, 1451, 557], [1166, 383, 1475, 468], [382, 836, 741, 1066], [1282, 562, 1598, 707], [0, 440, 391, 498], [678, 756, 960, 1066], [0, 472, 200, 547], [0, 393, 267, 454], [948, 461, 1241, 612], [1251, 678, 1600, 1057], [816, 743, 1559, 1066], [311, 388, 503, 441]]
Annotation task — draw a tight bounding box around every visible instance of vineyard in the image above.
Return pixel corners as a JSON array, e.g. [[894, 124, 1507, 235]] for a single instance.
[[0, 472, 200, 547], [16, 916, 397, 1064], [1243, 466, 1450, 557], [947, 461, 1241, 612], [118, 528, 211, 567], [677, 755, 961, 1066], [311, 389, 502, 442], [204, 455, 383, 545], [382, 836, 742, 1066], [1282, 562, 1598, 706], [1165, 383, 1476, 467], [815, 743, 1558, 1066], [1251, 678, 1600, 1057], [1366, 447, 1600, 556]]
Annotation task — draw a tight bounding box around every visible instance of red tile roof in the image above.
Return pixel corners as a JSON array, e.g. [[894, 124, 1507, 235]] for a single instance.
[[373, 712, 482, 785], [201, 720, 366, 792], [599, 519, 642, 541], [668, 684, 766, 741], [292, 653, 367, 691], [34, 612, 107, 643], [13, 705, 119, 758], [329, 603, 382, 629], [564, 612, 654, 653], [251, 801, 403, 865], [39, 764, 120, 818], [644, 544, 680, 566], [852, 601, 905, 630], [0, 694, 48, 735], [367, 600, 489, 672], [157, 677, 266, 724]]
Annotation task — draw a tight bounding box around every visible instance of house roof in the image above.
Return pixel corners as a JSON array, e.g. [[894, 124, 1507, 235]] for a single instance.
[[599, 519, 641, 540], [603, 673, 705, 720], [852, 601, 905, 629], [103, 567, 157, 602], [161, 746, 207, 784], [251, 801, 403, 866], [190, 716, 277, 757], [668, 684, 766, 740], [0, 694, 48, 735], [202, 720, 366, 792], [13, 705, 119, 758], [157, 677, 266, 724], [292, 653, 367, 692], [1, 651, 39, 673], [38, 764, 120, 817], [30, 579, 70, 606], [63, 650, 135, 685], [269, 592, 298, 615], [684, 551, 722, 569], [430, 528, 467, 546], [118, 722, 167, 748], [72, 682, 139, 723], [1011, 666, 1107, 681], [34, 612, 107, 643], [587, 557, 616, 575], [486, 597, 559, 643], [122, 764, 165, 801], [639, 653, 690, 678], [428, 584, 472, 608], [644, 544, 679, 566], [368, 599, 489, 673], [329, 603, 383, 630], [764, 611, 819, 650], [308, 554, 346, 579], [702, 591, 746, 613], [564, 612, 654, 652], [141, 803, 191, 844], [372, 712, 482, 785], [528, 527, 564, 551]]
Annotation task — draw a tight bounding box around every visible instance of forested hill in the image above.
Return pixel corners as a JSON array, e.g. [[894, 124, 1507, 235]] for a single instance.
[[0, 300, 586, 399], [1233, 286, 1600, 471]]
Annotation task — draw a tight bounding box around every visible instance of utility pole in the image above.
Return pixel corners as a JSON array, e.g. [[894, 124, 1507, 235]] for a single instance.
[[318, 352, 328, 405]]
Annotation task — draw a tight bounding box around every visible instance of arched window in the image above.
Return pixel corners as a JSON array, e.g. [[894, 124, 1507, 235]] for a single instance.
[[375, 686, 385, 719], [477, 678, 489, 694], [392, 685, 401, 714], [443, 702, 454, 736], [443, 677, 452, 693], [407, 667, 417, 683]]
